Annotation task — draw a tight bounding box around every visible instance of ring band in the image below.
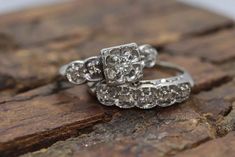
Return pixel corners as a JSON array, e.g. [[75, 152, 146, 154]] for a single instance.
[[59, 43, 158, 85], [88, 61, 194, 109]]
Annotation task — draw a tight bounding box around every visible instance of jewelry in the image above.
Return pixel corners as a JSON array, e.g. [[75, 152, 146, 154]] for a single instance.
[[88, 61, 194, 109], [59, 42, 194, 109], [59, 43, 157, 85]]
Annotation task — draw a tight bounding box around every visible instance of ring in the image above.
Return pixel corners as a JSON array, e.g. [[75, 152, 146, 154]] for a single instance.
[[59, 42, 194, 109], [88, 61, 194, 109], [59, 43, 158, 85]]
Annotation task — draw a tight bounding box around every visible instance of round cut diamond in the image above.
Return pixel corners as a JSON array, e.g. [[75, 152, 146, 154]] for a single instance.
[[156, 86, 175, 107], [96, 84, 117, 106], [139, 45, 157, 67], [65, 62, 86, 84], [116, 86, 135, 108], [84, 57, 103, 81], [178, 83, 191, 101], [135, 87, 157, 109]]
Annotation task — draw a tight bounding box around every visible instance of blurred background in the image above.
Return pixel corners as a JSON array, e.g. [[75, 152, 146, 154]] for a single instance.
[[1, 0, 235, 20]]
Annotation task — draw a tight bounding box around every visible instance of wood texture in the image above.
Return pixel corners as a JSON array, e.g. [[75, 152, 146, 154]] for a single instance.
[[165, 29, 235, 63], [0, 0, 234, 157]]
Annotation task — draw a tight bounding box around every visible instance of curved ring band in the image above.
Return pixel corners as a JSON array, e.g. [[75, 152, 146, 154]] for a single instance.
[[88, 61, 194, 109], [59, 43, 158, 85]]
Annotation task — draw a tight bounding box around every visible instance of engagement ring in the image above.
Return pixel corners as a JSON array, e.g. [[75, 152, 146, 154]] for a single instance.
[[59, 43, 157, 85]]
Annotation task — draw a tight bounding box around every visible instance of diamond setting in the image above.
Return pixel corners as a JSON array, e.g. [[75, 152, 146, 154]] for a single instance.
[[96, 83, 117, 106], [135, 87, 157, 109], [116, 86, 135, 108], [65, 61, 86, 84], [65, 57, 103, 84], [101, 43, 144, 85], [84, 57, 103, 81], [95, 81, 191, 109], [139, 44, 158, 68], [156, 86, 176, 107]]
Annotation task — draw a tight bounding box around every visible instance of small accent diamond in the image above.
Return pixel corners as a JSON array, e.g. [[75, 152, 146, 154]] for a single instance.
[[135, 87, 157, 109], [139, 44, 158, 68], [84, 57, 103, 81], [96, 84, 117, 106], [178, 83, 191, 101], [156, 86, 175, 107], [65, 61, 86, 84], [116, 86, 135, 108]]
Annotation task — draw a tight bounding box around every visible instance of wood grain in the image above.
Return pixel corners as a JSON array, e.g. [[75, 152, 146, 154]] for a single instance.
[[165, 29, 235, 63], [0, 83, 105, 156]]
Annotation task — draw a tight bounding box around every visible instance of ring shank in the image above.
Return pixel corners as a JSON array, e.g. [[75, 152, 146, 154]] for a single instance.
[[142, 61, 194, 87]]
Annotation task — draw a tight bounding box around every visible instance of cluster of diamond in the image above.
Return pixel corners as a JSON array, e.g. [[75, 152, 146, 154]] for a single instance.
[[65, 57, 103, 84], [96, 82, 191, 109], [101, 43, 144, 85]]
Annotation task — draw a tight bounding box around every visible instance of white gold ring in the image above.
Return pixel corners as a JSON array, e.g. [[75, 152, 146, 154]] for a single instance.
[[59, 43, 194, 109]]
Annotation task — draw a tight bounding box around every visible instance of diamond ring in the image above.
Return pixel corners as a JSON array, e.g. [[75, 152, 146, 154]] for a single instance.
[[59, 43, 158, 85], [88, 61, 194, 109]]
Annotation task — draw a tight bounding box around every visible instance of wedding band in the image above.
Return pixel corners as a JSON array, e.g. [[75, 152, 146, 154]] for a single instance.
[[88, 61, 194, 109], [59, 43, 158, 85]]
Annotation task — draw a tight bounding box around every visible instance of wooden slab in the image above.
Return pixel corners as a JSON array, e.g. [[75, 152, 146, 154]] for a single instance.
[[0, 83, 105, 156], [165, 29, 235, 63], [0, 0, 231, 47], [175, 132, 235, 157]]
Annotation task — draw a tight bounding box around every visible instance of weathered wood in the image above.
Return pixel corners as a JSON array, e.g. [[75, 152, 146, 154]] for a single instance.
[[0, 0, 231, 47], [165, 29, 235, 63], [175, 132, 235, 157], [0, 83, 106, 157]]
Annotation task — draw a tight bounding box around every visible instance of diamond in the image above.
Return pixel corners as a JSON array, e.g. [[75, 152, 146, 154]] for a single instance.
[[84, 57, 103, 81], [139, 44, 157, 68], [177, 83, 191, 101], [135, 87, 157, 109], [101, 43, 143, 85], [96, 84, 117, 106], [116, 86, 135, 108], [65, 61, 86, 84], [156, 86, 175, 107]]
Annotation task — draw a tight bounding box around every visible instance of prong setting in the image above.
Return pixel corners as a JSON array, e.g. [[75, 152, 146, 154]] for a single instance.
[[101, 43, 144, 85]]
